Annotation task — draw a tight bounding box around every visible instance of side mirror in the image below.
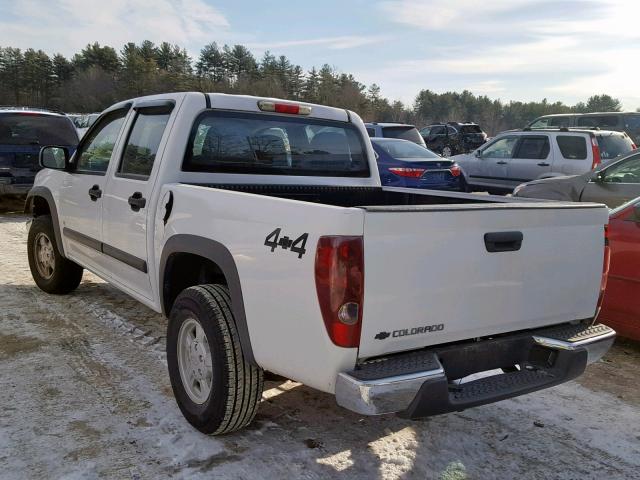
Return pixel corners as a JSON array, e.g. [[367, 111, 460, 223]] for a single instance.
[[39, 146, 70, 170], [592, 170, 605, 183], [474, 150, 481, 158]]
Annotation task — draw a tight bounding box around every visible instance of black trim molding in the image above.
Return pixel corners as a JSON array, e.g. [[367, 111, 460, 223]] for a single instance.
[[63, 227, 148, 273]]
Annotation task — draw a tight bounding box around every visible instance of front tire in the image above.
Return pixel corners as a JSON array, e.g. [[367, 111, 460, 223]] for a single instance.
[[27, 215, 83, 294], [167, 284, 264, 435]]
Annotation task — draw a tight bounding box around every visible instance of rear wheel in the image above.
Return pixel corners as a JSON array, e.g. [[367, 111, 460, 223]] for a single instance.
[[27, 215, 83, 294], [441, 145, 454, 157], [167, 284, 264, 435]]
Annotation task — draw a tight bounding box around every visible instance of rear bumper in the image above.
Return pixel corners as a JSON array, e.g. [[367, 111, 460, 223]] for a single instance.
[[335, 322, 614, 418]]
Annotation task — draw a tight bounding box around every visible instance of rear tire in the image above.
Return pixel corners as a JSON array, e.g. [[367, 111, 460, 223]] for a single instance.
[[27, 215, 83, 294], [167, 284, 264, 435]]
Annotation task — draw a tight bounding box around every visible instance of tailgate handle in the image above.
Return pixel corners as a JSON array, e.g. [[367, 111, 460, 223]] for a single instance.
[[484, 231, 523, 252]]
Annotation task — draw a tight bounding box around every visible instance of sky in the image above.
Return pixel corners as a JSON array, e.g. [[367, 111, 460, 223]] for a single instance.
[[1, 0, 639, 109]]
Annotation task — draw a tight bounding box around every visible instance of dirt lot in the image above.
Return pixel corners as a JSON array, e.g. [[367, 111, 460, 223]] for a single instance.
[[1, 212, 639, 480]]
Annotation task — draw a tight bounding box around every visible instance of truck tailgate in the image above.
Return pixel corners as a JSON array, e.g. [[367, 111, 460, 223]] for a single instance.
[[358, 203, 609, 358]]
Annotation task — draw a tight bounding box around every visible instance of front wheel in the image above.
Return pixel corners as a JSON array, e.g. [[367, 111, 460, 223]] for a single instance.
[[167, 284, 264, 435], [27, 215, 83, 294]]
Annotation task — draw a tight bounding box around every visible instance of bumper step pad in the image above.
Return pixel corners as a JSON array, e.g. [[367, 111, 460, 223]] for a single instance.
[[336, 322, 615, 418]]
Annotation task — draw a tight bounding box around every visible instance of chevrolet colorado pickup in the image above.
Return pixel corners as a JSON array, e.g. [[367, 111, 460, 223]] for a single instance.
[[26, 92, 615, 435]]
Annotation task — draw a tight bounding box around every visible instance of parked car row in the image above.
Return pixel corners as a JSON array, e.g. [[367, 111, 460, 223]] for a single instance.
[[453, 128, 635, 194]]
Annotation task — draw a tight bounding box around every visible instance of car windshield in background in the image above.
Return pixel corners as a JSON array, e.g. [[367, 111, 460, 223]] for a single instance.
[[597, 134, 635, 160], [459, 125, 482, 134], [374, 139, 439, 159], [183, 111, 370, 177], [0, 113, 78, 145], [382, 126, 423, 144]]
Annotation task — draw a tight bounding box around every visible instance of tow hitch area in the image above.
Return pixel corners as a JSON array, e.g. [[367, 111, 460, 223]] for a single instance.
[[335, 322, 615, 417]]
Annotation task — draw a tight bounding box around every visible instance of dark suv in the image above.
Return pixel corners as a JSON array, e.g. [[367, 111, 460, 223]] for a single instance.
[[0, 107, 78, 195], [419, 122, 488, 157]]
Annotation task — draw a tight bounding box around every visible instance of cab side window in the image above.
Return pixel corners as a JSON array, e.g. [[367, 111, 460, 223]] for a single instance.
[[75, 110, 128, 174], [118, 109, 171, 178]]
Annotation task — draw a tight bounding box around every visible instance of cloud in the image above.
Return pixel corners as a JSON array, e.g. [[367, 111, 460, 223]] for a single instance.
[[372, 0, 640, 108], [246, 35, 388, 51], [0, 0, 229, 55]]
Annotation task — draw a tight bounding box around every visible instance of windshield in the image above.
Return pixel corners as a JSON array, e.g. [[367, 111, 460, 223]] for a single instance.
[[597, 134, 635, 160], [382, 126, 424, 145], [373, 139, 440, 159], [0, 113, 78, 146], [459, 125, 482, 134], [183, 111, 370, 177]]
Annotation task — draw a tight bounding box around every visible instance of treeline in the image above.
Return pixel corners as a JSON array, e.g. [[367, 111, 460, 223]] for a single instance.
[[0, 41, 625, 134]]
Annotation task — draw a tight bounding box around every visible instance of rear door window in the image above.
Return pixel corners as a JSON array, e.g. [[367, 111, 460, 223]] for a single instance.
[[429, 126, 446, 135], [0, 113, 78, 145], [118, 109, 172, 178], [514, 136, 550, 159], [556, 136, 588, 160], [366, 127, 376, 137]]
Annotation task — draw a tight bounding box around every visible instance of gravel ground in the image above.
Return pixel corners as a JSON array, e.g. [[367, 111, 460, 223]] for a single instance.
[[1, 213, 639, 480]]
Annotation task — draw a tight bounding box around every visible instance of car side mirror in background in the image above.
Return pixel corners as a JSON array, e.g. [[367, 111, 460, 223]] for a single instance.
[[39, 146, 70, 170], [474, 150, 481, 158], [593, 170, 605, 183]]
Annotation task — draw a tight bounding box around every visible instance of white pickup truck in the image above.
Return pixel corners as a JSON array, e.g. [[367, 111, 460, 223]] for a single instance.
[[26, 92, 615, 435]]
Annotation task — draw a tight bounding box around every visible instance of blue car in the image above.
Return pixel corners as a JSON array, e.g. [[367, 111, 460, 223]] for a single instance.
[[0, 107, 78, 195], [371, 137, 465, 191]]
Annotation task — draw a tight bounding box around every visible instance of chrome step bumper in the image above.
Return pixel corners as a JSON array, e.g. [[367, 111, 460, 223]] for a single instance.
[[335, 322, 615, 417]]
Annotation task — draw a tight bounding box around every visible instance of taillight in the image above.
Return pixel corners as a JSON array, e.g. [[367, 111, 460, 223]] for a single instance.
[[257, 100, 312, 115], [596, 225, 611, 318], [632, 143, 637, 150], [389, 167, 426, 178], [315, 236, 364, 348], [450, 164, 462, 177], [591, 137, 602, 169]]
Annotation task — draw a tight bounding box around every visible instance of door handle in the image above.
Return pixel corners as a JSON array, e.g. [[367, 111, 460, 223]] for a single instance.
[[128, 192, 146, 211], [88, 185, 102, 201], [537, 162, 550, 167], [496, 161, 508, 165], [484, 231, 523, 252]]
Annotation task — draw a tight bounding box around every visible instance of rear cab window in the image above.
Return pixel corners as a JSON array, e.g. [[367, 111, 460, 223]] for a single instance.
[[556, 135, 588, 160], [183, 110, 370, 177]]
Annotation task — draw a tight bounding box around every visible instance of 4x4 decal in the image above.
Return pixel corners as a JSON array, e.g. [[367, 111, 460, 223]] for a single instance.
[[264, 228, 309, 259]]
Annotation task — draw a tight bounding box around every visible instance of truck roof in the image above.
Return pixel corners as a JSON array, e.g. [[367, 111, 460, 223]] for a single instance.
[[107, 92, 353, 123]]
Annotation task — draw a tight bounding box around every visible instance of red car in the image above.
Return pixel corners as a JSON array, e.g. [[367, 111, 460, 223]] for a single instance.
[[599, 199, 640, 340]]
